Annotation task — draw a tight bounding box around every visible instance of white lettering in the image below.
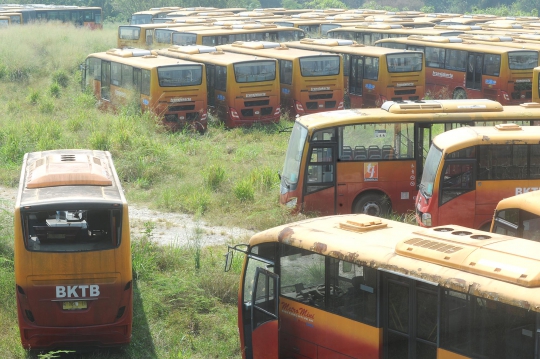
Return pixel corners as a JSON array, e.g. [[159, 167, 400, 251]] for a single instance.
[[170, 97, 192, 103], [56, 286, 66, 298], [515, 79, 531, 83], [55, 284, 100, 298], [310, 86, 330, 92], [67, 286, 79, 298], [246, 93, 266, 98], [515, 187, 540, 195], [432, 71, 453, 79], [396, 82, 414, 87]]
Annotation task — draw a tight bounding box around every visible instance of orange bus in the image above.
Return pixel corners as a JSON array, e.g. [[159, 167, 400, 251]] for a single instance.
[[157, 45, 280, 128], [279, 99, 540, 217], [285, 38, 424, 108], [490, 190, 540, 239], [225, 213, 540, 359], [83, 48, 208, 132], [376, 35, 538, 104], [416, 124, 540, 230], [15, 149, 132, 349], [170, 24, 305, 46], [327, 24, 465, 46], [0, 5, 102, 28], [219, 41, 344, 118]]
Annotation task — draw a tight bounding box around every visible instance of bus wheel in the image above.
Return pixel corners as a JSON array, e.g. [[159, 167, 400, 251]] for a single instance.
[[453, 89, 467, 99], [353, 194, 390, 217]]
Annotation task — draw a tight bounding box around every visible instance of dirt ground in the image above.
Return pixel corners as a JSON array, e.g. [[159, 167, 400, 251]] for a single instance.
[[0, 186, 254, 247]]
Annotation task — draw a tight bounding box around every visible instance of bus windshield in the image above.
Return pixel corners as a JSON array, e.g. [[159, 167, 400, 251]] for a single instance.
[[386, 52, 423, 72], [419, 144, 443, 198], [172, 33, 197, 46], [281, 123, 308, 190], [131, 14, 152, 24], [158, 65, 203, 87], [300, 56, 340, 77], [119, 26, 141, 40], [154, 29, 174, 43], [508, 51, 538, 70], [23, 208, 122, 252], [234, 61, 276, 83]]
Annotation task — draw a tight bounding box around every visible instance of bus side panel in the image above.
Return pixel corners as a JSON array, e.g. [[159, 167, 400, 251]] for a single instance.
[[425, 70, 465, 98], [337, 161, 417, 215], [349, 94, 364, 109], [437, 348, 470, 359], [436, 191, 476, 228], [279, 297, 381, 359], [252, 320, 278, 359]]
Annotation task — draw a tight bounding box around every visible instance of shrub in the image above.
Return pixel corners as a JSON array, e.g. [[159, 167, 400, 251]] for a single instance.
[[52, 70, 69, 88], [234, 180, 254, 202], [49, 81, 61, 98], [203, 164, 226, 191]]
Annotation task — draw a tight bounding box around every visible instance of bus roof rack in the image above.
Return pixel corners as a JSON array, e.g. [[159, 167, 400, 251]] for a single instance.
[[168, 45, 217, 54], [382, 99, 503, 113], [299, 38, 359, 47], [407, 35, 463, 43], [106, 48, 153, 57], [230, 41, 283, 49], [458, 34, 514, 42], [495, 123, 522, 131], [26, 153, 112, 188]]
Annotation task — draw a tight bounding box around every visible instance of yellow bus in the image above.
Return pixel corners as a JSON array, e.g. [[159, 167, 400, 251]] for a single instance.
[[491, 190, 540, 239], [219, 41, 344, 118], [279, 99, 540, 217], [0, 15, 10, 26], [15, 149, 132, 349], [83, 48, 208, 132], [327, 23, 465, 45], [225, 213, 540, 359], [0, 12, 22, 24], [416, 124, 540, 230], [130, 7, 182, 24], [376, 35, 538, 105], [170, 24, 305, 46], [157, 45, 281, 128], [117, 22, 213, 49], [285, 38, 424, 108]]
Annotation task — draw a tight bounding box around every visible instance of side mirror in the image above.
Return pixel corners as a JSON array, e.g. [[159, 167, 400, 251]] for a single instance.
[[224, 249, 234, 272]]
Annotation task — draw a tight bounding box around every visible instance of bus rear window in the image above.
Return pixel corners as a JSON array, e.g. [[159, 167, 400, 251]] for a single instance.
[[234, 61, 276, 83], [130, 14, 152, 24], [387, 53, 423, 73], [508, 51, 538, 70], [172, 33, 197, 46], [154, 29, 173, 44], [119, 26, 141, 40], [23, 208, 122, 252], [300, 56, 340, 77], [158, 65, 203, 87]]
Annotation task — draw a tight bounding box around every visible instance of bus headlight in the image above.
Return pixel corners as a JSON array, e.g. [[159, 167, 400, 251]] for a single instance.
[[285, 197, 297, 208], [421, 213, 432, 227]]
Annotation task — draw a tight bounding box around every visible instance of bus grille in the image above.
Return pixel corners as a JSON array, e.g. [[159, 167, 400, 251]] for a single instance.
[[261, 107, 273, 115], [169, 104, 195, 111], [245, 100, 270, 107], [511, 91, 532, 100], [395, 89, 416, 95], [241, 109, 254, 116], [164, 114, 178, 122], [309, 93, 333, 100], [186, 112, 200, 121], [514, 82, 532, 91], [306, 102, 319, 110], [325, 101, 336, 108]]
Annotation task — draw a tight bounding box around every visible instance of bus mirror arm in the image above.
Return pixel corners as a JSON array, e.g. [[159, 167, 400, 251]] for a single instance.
[[277, 171, 281, 181]]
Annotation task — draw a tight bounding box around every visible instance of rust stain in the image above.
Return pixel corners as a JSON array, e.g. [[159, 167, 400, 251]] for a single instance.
[[278, 227, 294, 243], [311, 242, 327, 253], [328, 251, 344, 259], [344, 252, 359, 262]]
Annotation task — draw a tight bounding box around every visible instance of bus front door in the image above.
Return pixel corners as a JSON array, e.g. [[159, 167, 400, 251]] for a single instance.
[[382, 272, 438, 359], [303, 144, 337, 215], [249, 267, 279, 359], [416, 124, 433, 187], [349, 55, 364, 108], [100, 60, 111, 101], [466, 53, 483, 91]]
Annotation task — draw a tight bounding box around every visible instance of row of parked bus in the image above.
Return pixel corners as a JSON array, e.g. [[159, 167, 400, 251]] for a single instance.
[[0, 4, 102, 28]]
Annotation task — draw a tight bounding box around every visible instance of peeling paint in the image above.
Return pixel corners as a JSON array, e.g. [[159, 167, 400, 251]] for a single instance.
[[311, 242, 327, 253], [278, 227, 294, 243]]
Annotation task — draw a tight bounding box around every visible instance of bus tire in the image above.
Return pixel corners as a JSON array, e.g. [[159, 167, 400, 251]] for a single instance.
[[353, 193, 391, 217], [453, 89, 467, 99]]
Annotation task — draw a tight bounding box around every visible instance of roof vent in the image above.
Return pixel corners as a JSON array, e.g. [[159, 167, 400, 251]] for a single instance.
[[339, 219, 387, 233]]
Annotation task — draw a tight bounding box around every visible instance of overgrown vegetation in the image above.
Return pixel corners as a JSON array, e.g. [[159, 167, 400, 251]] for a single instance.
[[0, 22, 304, 358]]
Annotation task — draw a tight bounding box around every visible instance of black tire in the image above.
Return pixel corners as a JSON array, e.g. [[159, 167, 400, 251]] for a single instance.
[[353, 193, 391, 217], [453, 88, 467, 99]]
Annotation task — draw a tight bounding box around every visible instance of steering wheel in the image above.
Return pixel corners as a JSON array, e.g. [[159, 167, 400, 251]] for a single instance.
[[315, 284, 343, 297]]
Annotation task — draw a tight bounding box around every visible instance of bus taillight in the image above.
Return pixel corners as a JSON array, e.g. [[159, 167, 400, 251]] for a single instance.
[[274, 106, 281, 116], [502, 91, 510, 102], [295, 101, 305, 114], [338, 101, 344, 110], [229, 107, 240, 119]]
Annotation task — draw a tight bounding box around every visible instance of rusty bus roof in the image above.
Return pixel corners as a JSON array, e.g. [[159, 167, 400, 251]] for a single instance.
[[16, 150, 126, 207], [249, 213, 540, 311], [293, 99, 540, 132]]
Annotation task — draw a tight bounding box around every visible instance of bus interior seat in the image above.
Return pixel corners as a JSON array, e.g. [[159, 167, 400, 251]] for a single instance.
[[341, 146, 353, 160], [354, 146, 367, 160], [368, 145, 381, 159], [382, 145, 394, 159]]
